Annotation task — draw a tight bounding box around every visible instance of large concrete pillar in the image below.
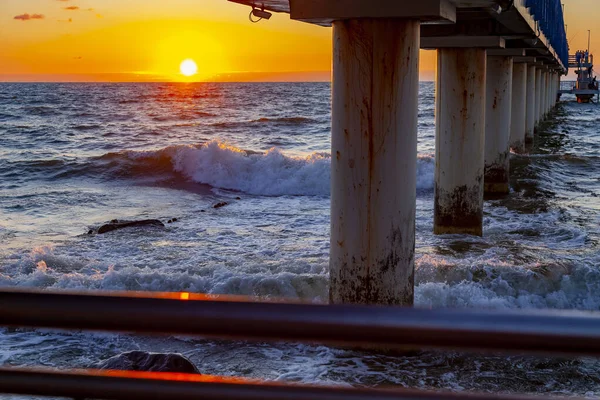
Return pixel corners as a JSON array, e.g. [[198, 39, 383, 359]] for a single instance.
[[525, 65, 536, 144], [535, 68, 542, 125], [484, 55, 513, 195], [330, 19, 419, 306], [509, 62, 527, 154], [435, 48, 486, 236]]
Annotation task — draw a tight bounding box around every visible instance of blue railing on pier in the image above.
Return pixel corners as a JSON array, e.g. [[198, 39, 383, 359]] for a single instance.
[[525, 0, 569, 68]]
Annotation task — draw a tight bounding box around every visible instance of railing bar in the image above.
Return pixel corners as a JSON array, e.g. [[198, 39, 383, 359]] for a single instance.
[[0, 368, 586, 400], [1, 290, 600, 356]]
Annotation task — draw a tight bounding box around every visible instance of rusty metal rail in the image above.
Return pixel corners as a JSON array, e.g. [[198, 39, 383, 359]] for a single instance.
[[0, 289, 599, 399]]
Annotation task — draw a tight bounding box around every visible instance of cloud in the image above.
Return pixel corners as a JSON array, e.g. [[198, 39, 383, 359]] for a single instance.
[[14, 13, 45, 21], [63, 6, 79, 10]]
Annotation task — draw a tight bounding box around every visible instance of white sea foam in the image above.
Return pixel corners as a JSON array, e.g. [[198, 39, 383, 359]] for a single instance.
[[0, 246, 329, 300], [3, 245, 600, 311]]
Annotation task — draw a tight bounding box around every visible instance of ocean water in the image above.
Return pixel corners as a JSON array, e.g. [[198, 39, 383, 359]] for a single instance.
[[0, 82, 599, 396]]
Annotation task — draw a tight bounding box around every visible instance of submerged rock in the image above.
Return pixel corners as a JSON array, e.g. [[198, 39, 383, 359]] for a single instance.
[[213, 202, 228, 209], [95, 219, 165, 234], [97, 351, 200, 374]]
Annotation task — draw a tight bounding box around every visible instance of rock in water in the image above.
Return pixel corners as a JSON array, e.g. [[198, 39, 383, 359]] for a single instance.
[[213, 202, 228, 209], [96, 219, 165, 234], [97, 351, 200, 374]]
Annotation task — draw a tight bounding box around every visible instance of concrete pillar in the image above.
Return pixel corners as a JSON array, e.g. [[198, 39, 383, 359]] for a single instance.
[[552, 73, 558, 107], [544, 72, 548, 114], [544, 72, 550, 115], [525, 65, 536, 144], [509, 62, 527, 153], [330, 19, 419, 306], [555, 73, 560, 106], [551, 72, 557, 109], [435, 48, 486, 236], [535, 68, 542, 126], [484, 56, 513, 195], [540, 70, 547, 120]]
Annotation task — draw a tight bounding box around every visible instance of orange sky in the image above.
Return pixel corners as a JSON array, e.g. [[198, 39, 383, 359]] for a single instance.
[[0, 0, 595, 82]]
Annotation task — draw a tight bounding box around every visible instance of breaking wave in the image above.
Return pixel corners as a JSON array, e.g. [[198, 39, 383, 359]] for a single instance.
[[60, 141, 436, 196]]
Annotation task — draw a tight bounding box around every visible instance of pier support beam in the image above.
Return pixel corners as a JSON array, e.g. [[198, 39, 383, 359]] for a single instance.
[[509, 62, 527, 154], [552, 73, 556, 109], [535, 67, 543, 127], [540, 70, 548, 122], [544, 71, 550, 115], [535, 68, 542, 126], [525, 64, 536, 145], [552, 73, 557, 108], [435, 48, 486, 236], [485, 55, 513, 195], [330, 19, 419, 306]]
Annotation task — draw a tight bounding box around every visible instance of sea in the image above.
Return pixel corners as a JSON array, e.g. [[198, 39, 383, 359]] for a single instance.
[[0, 82, 599, 397]]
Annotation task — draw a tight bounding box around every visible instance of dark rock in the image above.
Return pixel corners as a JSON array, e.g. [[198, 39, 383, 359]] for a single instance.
[[167, 218, 179, 223], [200, 210, 205, 212], [87, 230, 93, 235], [235, 197, 241, 200], [213, 202, 228, 209], [97, 219, 165, 234], [97, 351, 200, 374]]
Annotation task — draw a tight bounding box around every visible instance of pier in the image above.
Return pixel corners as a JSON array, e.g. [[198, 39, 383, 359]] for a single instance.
[[230, 0, 568, 306]]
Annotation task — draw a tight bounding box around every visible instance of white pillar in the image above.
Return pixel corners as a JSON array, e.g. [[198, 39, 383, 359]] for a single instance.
[[508, 62, 527, 154], [550, 72, 558, 110], [544, 72, 548, 114], [555, 73, 560, 106], [535, 68, 542, 126], [485, 56, 513, 195], [525, 65, 536, 144], [545, 71, 550, 114], [435, 48, 486, 236], [541, 70, 547, 120], [330, 19, 419, 306], [552, 73, 556, 109]]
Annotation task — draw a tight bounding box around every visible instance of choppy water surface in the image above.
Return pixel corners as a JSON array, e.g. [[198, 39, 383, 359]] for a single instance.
[[0, 82, 599, 396]]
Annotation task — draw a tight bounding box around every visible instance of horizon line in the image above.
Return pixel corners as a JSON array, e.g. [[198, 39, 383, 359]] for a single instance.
[[0, 71, 437, 83]]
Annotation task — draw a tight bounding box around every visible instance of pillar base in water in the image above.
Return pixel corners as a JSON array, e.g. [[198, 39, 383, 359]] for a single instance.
[[484, 173, 510, 195], [434, 184, 483, 236]]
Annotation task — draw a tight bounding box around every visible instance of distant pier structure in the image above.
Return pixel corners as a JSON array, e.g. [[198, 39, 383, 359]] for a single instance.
[[559, 49, 599, 103], [229, 0, 568, 306]]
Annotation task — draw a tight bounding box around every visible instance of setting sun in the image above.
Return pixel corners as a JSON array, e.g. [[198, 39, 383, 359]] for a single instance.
[[180, 59, 198, 77]]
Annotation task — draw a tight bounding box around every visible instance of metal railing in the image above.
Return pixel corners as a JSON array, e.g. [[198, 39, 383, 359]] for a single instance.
[[1, 288, 599, 399], [525, 0, 569, 68]]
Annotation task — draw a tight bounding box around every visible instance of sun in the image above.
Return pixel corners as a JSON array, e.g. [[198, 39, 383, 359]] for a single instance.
[[180, 59, 198, 77]]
